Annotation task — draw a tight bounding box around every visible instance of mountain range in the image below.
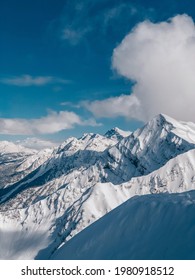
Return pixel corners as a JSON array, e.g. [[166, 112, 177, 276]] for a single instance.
[[0, 113, 195, 259]]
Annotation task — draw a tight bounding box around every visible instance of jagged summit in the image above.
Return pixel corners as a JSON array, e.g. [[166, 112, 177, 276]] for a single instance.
[[107, 113, 195, 182], [105, 127, 131, 141], [56, 132, 117, 154], [144, 113, 177, 130], [152, 114, 195, 144], [153, 113, 176, 122]]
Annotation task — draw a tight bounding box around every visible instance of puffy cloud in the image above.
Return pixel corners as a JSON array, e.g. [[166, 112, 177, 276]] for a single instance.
[[30, 111, 82, 134], [1, 75, 71, 87], [82, 94, 141, 119], [0, 111, 99, 135], [111, 14, 195, 122]]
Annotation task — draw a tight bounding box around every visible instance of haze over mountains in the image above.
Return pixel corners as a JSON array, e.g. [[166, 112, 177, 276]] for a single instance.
[[0, 114, 195, 259]]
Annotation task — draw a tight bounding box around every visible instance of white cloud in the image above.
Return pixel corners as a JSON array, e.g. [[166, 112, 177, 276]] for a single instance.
[[82, 94, 141, 119], [111, 14, 195, 122], [0, 111, 99, 135], [60, 1, 139, 46], [62, 27, 90, 45], [1, 75, 71, 87], [31, 111, 82, 134], [104, 3, 137, 26], [60, 101, 81, 108]]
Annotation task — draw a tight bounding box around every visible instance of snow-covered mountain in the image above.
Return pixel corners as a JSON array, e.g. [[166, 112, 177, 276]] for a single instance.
[[0, 114, 195, 259]]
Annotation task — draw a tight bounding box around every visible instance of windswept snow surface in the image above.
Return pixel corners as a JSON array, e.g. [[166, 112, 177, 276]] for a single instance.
[[0, 114, 195, 259], [52, 190, 195, 260]]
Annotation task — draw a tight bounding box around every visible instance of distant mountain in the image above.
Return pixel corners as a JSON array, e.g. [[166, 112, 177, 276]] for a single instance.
[[0, 140, 35, 155], [15, 137, 59, 151], [0, 139, 53, 190], [0, 141, 36, 188], [0, 114, 195, 259]]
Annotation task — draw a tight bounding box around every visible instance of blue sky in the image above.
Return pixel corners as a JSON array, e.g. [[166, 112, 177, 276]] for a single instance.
[[1, 0, 195, 142]]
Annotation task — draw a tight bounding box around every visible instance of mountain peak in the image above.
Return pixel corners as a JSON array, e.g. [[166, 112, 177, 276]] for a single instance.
[[153, 113, 177, 124], [105, 127, 131, 141], [148, 114, 195, 144]]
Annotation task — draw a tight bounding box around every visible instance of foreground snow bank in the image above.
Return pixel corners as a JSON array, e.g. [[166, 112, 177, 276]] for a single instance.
[[52, 190, 195, 260]]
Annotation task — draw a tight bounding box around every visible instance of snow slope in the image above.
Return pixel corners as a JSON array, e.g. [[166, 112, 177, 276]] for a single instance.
[[52, 190, 195, 260]]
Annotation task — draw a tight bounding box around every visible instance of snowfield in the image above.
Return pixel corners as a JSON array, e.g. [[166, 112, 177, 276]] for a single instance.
[[0, 114, 195, 259]]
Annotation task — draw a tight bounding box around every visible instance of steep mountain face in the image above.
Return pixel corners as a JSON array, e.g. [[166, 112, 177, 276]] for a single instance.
[[0, 114, 195, 259], [52, 190, 195, 260]]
